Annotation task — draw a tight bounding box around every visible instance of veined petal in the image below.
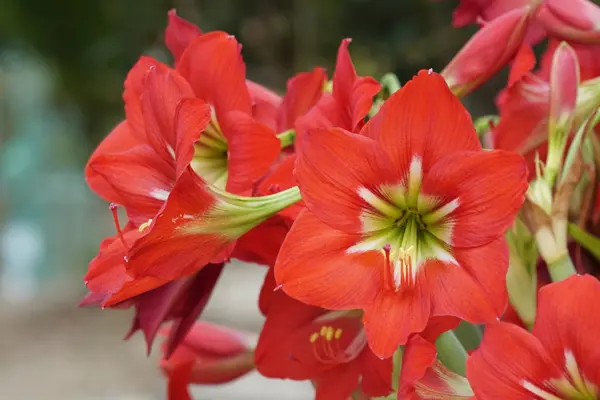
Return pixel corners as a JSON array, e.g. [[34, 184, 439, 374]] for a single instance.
[[467, 322, 564, 400], [219, 110, 281, 195], [85, 121, 146, 203], [165, 9, 202, 62], [399, 335, 473, 400], [424, 259, 499, 323], [362, 283, 431, 359], [174, 99, 212, 177], [123, 168, 230, 283], [359, 348, 393, 397], [87, 145, 175, 224], [275, 210, 380, 310], [177, 31, 252, 116], [453, 238, 509, 318], [533, 275, 600, 386], [360, 70, 481, 173], [421, 150, 528, 248], [332, 39, 381, 132], [315, 364, 361, 400], [277, 67, 327, 132], [295, 127, 395, 233], [124, 56, 165, 140], [142, 65, 195, 163]]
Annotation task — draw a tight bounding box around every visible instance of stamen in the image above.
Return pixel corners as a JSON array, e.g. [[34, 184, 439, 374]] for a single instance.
[[382, 244, 393, 291], [109, 203, 129, 250]]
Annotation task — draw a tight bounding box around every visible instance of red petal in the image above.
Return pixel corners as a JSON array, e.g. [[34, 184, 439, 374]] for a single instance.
[[124, 168, 228, 282], [162, 263, 224, 357], [142, 65, 195, 162], [359, 349, 393, 397], [315, 363, 361, 400], [467, 322, 564, 400], [174, 98, 212, 176], [255, 291, 326, 380], [295, 127, 394, 233], [104, 275, 168, 307], [87, 145, 174, 224], [453, 238, 509, 318], [85, 121, 145, 203], [165, 9, 202, 62], [219, 110, 280, 194], [247, 80, 281, 132], [232, 216, 289, 268], [275, 210, 380, 310], [533, 274, 600, 384], [258, 266, 276, 316], [362, 284, 431, 359], [425, 259, 499, 323], [277, 67, 327, 131], [332, 39, 381, 132], [124, 57, 167, 139], [421, 150, 528, 248], [419, 316, 462, 344], [360, 70, 481, 173], [398, 335, 437, 398], [255, 154, 303, 223], [507, 44, 536, 88], [165, 360, 193, 400], [177, 31, 252, 115]]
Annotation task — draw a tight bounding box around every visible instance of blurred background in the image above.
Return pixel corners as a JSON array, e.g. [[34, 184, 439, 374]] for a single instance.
[[0, 0, 490, 398]]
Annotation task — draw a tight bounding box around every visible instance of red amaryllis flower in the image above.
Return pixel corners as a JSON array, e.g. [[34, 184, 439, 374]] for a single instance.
[[296, 39, 381, 136], [255, 291, 392, 400], [86, 58, 211, 224], [275, 70, 528, 358], [467, 274, 600, 399], [160, 322, 255, 400]]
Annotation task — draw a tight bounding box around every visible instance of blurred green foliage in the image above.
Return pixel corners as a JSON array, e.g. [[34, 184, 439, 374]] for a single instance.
[[1, 0, 471, 147]]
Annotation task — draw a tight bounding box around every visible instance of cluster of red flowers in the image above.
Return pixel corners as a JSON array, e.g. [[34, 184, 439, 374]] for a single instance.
[[83, 1, 600, 399]]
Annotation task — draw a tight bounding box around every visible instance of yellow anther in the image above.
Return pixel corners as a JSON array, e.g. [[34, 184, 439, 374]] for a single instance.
[[320, 326, 327, 336], [325, 326, 334, 341], [309, 333, 319, 343], [334, 328, 343, 340], [138, 218, 153, 232]]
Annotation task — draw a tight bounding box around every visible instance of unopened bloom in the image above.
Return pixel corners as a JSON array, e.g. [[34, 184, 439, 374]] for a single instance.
[[442, 5, 540, 98], [276, 70, 528, 358], [160, 322, 254, 400], [467, 274, 600, 399], [538, 0, 600, 44]]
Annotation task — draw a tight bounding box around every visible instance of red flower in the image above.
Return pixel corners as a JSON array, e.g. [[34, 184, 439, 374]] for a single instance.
[[255, 291, 392, 400], [275, 70, 528, 358], [86, 58, 211, 224], [467, 274, 600, 399], [164, 9, 202, 63], [297, 39, 381, 136], [160, 322, 255, 400]]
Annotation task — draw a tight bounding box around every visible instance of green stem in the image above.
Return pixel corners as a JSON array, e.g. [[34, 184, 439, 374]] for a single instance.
[[380, 73, 401, 96], [436, 330, 467, 376], [547, 253, 577, 282], [473, 115, 499, 137], [391, 346, 403, 391], [276, 129, 296, 149], [568, 222, 600, 262]]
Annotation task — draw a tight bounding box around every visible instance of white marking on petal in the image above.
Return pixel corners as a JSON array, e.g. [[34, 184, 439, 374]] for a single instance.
[[346, 228, 398, 254], [357, 187, 402, 219], [149, 188, 170, 201], [423, 198, 460, 225], [521, 381, 563, 400], [406, 156, 423, 208], [167, 145, 176, 160], [562, 349, 599, 398]]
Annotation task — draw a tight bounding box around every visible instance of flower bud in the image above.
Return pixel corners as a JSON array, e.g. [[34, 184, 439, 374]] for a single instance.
[[538, 0, 600, 44], [442, 4, 540, 97]]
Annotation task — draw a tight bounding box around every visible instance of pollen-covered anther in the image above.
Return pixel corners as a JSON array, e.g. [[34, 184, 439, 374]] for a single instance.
[[138, 218, 153, 233], [309, 325, 348, 365]]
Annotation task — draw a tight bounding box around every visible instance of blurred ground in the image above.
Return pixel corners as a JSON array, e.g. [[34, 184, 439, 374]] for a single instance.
[[0, 262, 313, 399]]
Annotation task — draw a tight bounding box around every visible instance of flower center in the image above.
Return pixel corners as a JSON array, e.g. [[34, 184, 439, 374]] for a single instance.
[[191, 109, 229, 189], [349, 156, 459, 292], [308, 325, 366, 365]]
